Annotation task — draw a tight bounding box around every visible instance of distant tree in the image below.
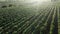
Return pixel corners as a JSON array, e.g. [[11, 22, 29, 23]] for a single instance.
[[51, 0, 57, 2], [9, 4, 13, 7], [1, 5, 7, 8]]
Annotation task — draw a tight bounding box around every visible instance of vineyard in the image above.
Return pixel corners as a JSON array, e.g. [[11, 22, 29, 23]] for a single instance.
[[0, 3, 60, 34]]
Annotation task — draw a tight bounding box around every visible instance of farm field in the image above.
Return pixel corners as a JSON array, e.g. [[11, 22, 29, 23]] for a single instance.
[[0, 2, 60, 34]]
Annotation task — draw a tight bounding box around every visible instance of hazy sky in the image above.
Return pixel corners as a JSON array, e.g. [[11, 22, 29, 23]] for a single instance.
[[0, 0, 51, 2], [0, 0, 51, 4]]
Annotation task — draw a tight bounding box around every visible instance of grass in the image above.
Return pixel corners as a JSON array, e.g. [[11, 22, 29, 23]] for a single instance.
[[0, 3, 60, 34]]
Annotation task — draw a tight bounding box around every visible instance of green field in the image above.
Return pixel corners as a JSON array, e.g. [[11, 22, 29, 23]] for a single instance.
[[0, 2, 60, 34]]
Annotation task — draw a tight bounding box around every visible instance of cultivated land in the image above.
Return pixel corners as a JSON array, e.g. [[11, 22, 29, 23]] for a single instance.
[[0, 2, 60, 34]]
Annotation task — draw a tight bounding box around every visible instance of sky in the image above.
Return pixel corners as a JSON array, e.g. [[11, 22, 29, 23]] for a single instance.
[[24, 0, 51, 3], [0, 0, 51, 2], [0, 0, 51, 5]]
